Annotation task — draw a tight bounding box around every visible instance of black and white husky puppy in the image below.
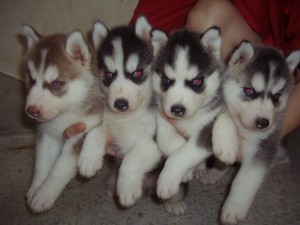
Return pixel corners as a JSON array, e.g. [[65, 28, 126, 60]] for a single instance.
[[218, 42, 300, 224], [22, 25, 104, 213], [78, 16, 188, 213], [151, 27, 236, 200]]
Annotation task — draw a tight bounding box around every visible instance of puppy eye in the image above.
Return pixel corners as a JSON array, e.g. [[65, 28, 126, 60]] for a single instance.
[[244, 87, 257, 98], [272, 93, 281, 103], [161, 75, 174, 87], [105, 71, 114, 79], [132, 70, 143, 79], [192, 78, 203, 87], [50, 80, 65, 90]]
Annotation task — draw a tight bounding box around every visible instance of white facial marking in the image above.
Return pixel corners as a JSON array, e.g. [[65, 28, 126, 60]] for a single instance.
[[104, 38, 124, 74], [126, 54, 139, 73], [164, 47, 198, 81], [44, 66, 59, 83], [28, 60, 38, 80], [251, 74, 265, 92], [271, 79, 286, 94]]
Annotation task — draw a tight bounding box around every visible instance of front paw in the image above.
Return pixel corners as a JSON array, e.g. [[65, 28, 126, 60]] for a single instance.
[[78, 154, 103, 178], [157, 172, 181, 200], [214, 141, 237, 165], [221, 197, 249, 225], [117, 178, 142, 207], [27, 187, 56, 213]]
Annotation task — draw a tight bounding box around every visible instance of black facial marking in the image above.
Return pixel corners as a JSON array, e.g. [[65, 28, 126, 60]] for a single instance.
[[185, 76, 205, 93], [125, 69, 147, 85], [96, 26, 153, 87], [161, 74, 175, 91], [103, 71, 117, 87], [154, 30, 220, 93]]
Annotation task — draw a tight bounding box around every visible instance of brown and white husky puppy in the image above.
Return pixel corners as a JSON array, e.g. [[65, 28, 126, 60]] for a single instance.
[[22, 25, 104, 213]]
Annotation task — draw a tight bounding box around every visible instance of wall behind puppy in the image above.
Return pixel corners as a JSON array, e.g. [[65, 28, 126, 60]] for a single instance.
[[0, 0, 138, 80]]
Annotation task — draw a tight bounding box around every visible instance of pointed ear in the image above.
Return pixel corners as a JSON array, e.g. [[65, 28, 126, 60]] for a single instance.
[[228, 41, 254, 67], [92, 21, 108, 50], [151, 29, 168, 57], [66, 31, 90, 66], [135, 15, 152, 42], [22, 24, 41, 50], [201, 27, 222, 60], [286, 50, 300, 72]]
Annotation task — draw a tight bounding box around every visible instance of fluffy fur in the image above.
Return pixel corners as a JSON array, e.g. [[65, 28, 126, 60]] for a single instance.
[[152, 27, 229, 200], [218, 42, 300, 224], [78, 16, 164, 209], [22, 25, 104, 213]]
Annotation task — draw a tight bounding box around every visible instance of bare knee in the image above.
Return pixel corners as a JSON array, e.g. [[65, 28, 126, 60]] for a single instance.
[[186, 0, 262, 61], [186, 0, 235, 32]]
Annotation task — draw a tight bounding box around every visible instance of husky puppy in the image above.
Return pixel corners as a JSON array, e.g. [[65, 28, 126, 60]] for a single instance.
[[22, 25, 104, 213], [79, 16, 164, 209], [152, 27, 233, 200], [220, 42, 300, 224]]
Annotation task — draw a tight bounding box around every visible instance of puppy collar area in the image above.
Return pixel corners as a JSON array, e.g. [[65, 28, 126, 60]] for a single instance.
[[160, 111, 188, 140]]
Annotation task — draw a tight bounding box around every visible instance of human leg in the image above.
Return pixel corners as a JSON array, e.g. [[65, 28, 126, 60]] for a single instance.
[[185, 0, 262, 61], [282, 78, 300, 136]]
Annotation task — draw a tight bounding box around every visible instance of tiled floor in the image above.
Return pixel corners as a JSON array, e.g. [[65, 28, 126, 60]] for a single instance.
[[1, 73, 300, 225]]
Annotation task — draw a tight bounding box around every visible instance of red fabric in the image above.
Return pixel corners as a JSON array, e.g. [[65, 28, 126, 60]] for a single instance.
[[130, 0, 198, 34], [130, 0, 300, 55], [232, 0, 300, 55]]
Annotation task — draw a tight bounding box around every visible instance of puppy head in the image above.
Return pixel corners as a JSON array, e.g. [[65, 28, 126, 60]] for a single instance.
[[153, 27, 222, 119], [92, 16, 154, 113], [22, 25, 93, 122], [225, 41, 300, 131]]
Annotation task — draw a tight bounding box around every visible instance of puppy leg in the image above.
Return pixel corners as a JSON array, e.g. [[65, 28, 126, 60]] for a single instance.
[[27, 134, 61, 201], [221, 162, 267, 224], [27, 135, 82, 213], [157, 139, 210, 200], [212, 112, 238, 164], [117, 139, 162, 207], [78, 125, 107, 178]]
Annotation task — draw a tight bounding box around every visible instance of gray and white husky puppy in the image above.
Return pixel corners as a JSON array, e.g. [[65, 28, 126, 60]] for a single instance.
[[218, 42, 300, 224], [78, 16, 189, 214], [151, 27, 236, 200], [22, 25, 104, 213]]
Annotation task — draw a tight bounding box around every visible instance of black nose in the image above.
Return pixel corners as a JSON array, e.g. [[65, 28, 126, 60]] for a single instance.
[[114, 98, 129, 112], [256, 118, 269, 129], [171, 104, 186, 117]]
